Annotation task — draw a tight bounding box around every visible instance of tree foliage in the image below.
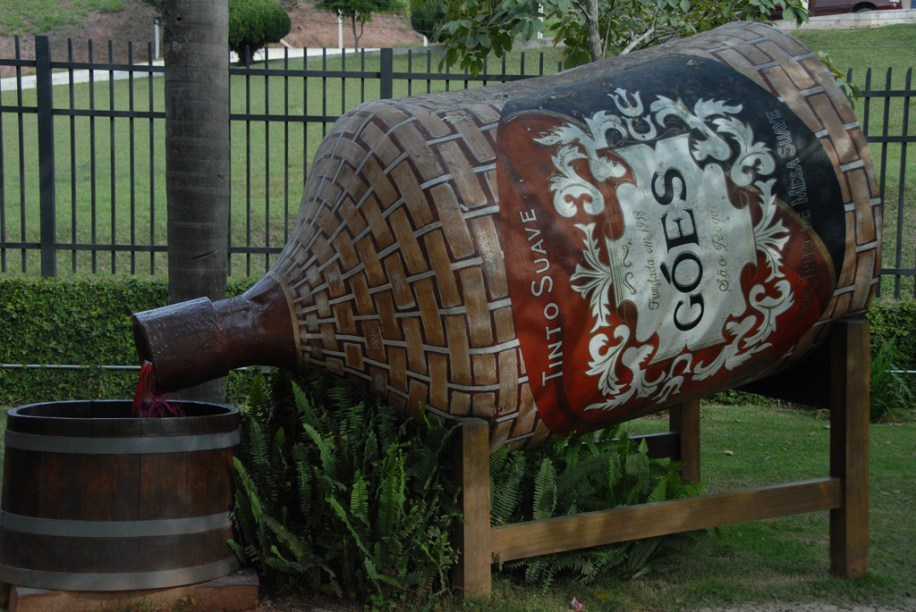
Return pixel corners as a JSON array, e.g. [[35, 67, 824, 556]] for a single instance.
[[315, 0, 404, 49], [410, 0, 447, 43], [228, 0, 291, 63], [438, 0, 808, 74]]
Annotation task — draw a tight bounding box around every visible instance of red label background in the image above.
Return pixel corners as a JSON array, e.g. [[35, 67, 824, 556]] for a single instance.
[[496, 111, 835, 436]]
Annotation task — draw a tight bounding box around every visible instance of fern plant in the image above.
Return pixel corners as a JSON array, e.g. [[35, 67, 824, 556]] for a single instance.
[[229, 369, 462, 606], [491, 427, 704, 590]]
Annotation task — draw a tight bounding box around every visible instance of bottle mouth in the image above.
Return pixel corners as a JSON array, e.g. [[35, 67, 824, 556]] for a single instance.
[[131, 297, 233, 394], [132, 324, 153, 364], [131, 278, 298, 394]]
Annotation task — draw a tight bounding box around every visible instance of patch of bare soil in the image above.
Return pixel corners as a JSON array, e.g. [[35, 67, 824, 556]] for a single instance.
[[0, 2, 422, 76], [283, 4, 423, 49]]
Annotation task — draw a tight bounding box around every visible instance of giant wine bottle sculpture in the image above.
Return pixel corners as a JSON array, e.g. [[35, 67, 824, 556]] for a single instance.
[[133, 22, 881, 450]]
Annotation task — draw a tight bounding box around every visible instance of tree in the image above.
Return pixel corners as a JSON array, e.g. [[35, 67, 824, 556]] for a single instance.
[[144, 0, 291, 65], [438, 0, 808, 74], [228, 0, 291, 64], [161, 0, 231, 401], [410, 0, 447, 43], [315, 0, 404, 49]]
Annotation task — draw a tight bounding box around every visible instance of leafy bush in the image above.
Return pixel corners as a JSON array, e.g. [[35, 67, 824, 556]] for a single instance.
[[229, 0, 291, 63], [867, 299, 915, 421], [870, 338, 914, 422], [229, 370, 461, 606], [867, 298, 916, 371], [0, 277, 257, 406], [489, 428, 703, 589], [708, 389, 780, 407], [410, 0, 445, 42]]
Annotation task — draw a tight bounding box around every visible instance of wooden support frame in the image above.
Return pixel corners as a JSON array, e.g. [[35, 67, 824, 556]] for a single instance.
[[453, 319, 870, 598]]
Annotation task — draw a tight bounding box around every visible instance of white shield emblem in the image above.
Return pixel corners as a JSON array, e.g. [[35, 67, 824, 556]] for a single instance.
[[535, 90, 795, 411]]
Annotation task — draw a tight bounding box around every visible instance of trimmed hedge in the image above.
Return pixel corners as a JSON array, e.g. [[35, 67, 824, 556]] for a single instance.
[[228, 0, 291, 63], [2, 278, 913, 407], [0, 277, 256, 406]]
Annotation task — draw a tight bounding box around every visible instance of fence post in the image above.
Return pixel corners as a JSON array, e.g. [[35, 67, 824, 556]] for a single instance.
[[380, 48, 393, 99], [36, 35, 57, 277]]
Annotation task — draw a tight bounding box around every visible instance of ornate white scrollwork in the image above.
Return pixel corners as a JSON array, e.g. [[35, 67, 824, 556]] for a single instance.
[[536, 90, 795, 412]]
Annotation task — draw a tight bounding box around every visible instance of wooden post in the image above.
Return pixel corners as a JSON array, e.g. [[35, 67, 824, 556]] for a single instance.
[[829, 319, 870, 578], [669, 400, 701, 484], [452, 420, 492, 599]]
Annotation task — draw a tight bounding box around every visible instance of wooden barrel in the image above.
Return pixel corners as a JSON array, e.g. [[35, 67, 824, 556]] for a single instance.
[[0, 400, 240, 591]]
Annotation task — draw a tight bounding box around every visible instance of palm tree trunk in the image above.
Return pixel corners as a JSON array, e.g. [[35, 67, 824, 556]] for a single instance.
[[162, 0, 230, 401]]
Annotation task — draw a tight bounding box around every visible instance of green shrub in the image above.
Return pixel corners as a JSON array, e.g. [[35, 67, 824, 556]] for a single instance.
[[410, 0, 446, 42], [0, 277, 257, 406], [229, 369, 461, 606], [229, 0, 291, 63], [870, 338, 914, 422], [709, 389, 780, 407], [490, 429, 704, 589], [867, 299, 915, 421], [867, 298, 916, 371]]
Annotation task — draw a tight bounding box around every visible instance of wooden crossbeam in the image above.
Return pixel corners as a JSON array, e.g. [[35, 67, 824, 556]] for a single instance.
[[491, 479, 842, 562]]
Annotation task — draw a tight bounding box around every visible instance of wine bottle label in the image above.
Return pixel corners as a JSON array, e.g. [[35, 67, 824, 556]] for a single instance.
[[496, 55, 843, 435]]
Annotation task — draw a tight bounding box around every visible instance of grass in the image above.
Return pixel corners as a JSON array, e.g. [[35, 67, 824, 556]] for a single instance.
[[1, 27, 912, 284]]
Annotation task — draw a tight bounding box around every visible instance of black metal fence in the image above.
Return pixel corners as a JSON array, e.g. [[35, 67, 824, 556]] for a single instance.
[[1, 35, 913, 297]]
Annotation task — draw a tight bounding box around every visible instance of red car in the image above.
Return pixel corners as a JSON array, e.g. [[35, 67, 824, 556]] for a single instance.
[[809, 0, 903, 15]]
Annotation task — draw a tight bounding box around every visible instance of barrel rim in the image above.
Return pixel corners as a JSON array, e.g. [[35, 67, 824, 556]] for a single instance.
[[5, 399, 240, 436], [8, 399, 238, 419]]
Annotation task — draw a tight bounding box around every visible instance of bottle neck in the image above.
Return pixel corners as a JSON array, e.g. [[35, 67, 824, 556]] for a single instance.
[[132, 276, 298, 394]]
